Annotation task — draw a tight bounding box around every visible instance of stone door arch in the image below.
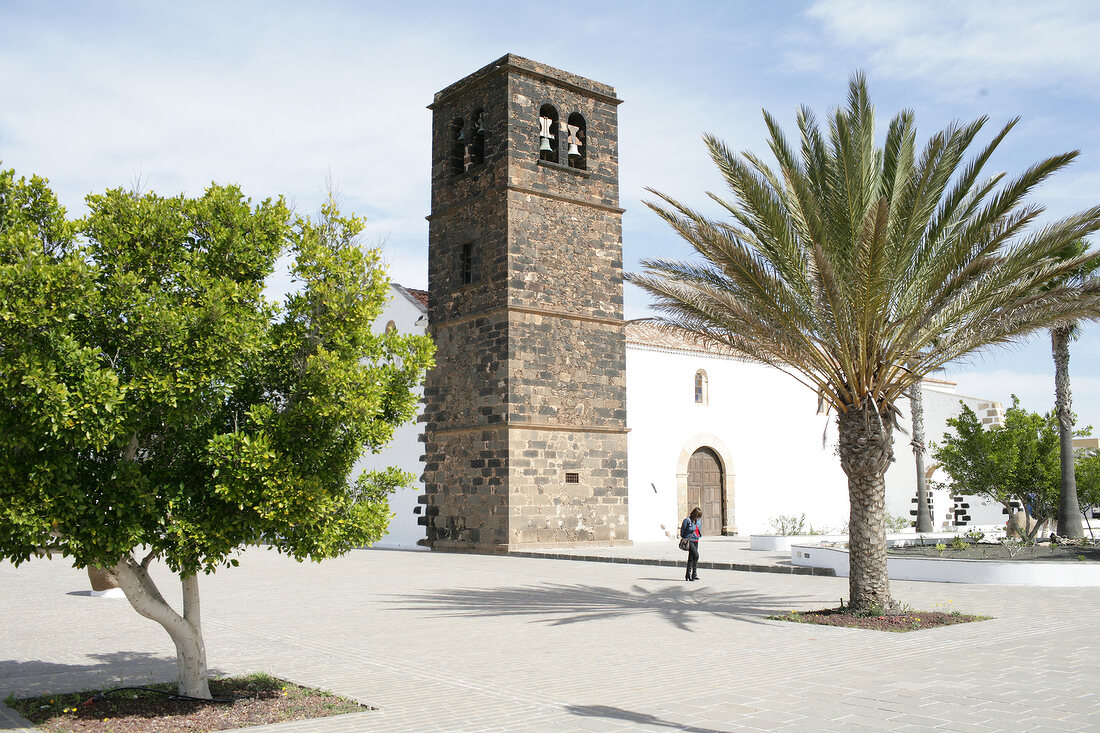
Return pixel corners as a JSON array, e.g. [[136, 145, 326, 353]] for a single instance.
[[677, 435, 734, 535], [687, 448, 724, 536]]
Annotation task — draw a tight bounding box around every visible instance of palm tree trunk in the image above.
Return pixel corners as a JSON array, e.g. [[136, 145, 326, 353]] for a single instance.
[[1053, 325, 1084, 538], [838, 396, 895, 612], [908, 382, 933, 533]]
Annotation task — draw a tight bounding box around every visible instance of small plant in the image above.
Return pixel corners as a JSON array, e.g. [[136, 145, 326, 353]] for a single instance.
[[1001, 538, 1026, 558], [950, 536, 970, 551], [883, 513, 913, 533], [767, 513, 829, 535], [964, 528, 986, 543], [935, 542, 947, 557]]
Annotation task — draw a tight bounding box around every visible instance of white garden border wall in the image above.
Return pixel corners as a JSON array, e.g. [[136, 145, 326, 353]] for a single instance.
[[750, 530, 1002, 553], [790, 544, 1100, 587]]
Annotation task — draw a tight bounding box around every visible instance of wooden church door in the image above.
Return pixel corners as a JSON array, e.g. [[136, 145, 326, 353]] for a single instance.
[[687, 447, 724, 536]]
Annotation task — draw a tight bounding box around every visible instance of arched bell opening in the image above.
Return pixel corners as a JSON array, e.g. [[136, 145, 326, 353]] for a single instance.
[[471, 109, 486, 167], [538, 104, 559, 162], [566, 112, 586, 170], [450, 117, 467, 175]]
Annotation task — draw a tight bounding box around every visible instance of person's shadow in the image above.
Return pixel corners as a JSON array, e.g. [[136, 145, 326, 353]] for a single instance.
[[566, 704, 736, 733]]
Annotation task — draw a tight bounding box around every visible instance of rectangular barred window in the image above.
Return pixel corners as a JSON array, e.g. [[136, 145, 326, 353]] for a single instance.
[[565, 472, 580, 484], [460, 242, 474, 285]]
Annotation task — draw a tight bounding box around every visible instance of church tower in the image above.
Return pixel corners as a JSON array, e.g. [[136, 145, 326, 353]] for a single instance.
[[421, 55, 628, 551]]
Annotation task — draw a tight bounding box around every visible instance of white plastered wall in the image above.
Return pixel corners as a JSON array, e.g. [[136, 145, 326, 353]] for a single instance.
[[626, 344, 849, 540], [352, 284, 429, 549]]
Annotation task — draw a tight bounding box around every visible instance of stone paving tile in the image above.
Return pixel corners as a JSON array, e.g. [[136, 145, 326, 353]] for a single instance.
[[4, 549, 1100, 732]]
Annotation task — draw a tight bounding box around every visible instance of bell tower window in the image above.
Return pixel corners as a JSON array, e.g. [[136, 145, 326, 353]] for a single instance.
[[566, 112, 586, 170], [538, 104, 559, 162], [450, 118, 467, 175], [471, 109, 486, 167]]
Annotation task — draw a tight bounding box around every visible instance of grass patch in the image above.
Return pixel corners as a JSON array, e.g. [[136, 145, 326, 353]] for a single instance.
[[769, 607, 989, 632], [5, 672, 371, 733]]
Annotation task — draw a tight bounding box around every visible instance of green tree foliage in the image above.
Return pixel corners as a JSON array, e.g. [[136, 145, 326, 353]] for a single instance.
[[0, 165, 434, 696], [1075, 451, 1100, 533], [628, 73, 1100, 611], [933, 398, 1070, 541]]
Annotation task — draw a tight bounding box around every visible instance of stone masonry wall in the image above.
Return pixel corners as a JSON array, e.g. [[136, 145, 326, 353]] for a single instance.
[[507, 311, 626, 429], [508, 428, 628, 544], [507, 191, 624, 320]]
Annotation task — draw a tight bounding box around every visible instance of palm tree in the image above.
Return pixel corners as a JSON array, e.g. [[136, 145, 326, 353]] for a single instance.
[[1051, 239, 1097, 538], [908, 380, 933, 533], [628, 74, 1100, 612]]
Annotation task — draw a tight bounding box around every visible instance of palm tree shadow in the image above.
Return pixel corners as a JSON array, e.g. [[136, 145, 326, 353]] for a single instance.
[[567, 704, 734, 733], [389, 582, 811, 631]]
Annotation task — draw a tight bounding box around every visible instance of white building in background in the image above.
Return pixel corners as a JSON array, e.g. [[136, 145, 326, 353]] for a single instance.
[[353, 284, 430, 550], [364, 283, 1007, 548]]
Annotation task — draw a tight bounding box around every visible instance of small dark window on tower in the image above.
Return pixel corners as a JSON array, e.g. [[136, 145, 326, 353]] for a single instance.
[[694, 370, 708, 404], [565, 472, 580, 484], [538, 104, 559, 162], [450, 118, 466, 175], [566, 112, 586, 170], [460, 242, 475, 285], [471, 109, 486, 167]]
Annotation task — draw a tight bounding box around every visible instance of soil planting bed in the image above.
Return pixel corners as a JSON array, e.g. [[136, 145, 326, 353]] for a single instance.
[[770, 607, 988, 632], [887, 541, 1100, 562], [5, 673, 370, 733]]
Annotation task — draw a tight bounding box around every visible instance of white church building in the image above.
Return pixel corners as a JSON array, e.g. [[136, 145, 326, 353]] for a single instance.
[[358, 283, 1008, 549]]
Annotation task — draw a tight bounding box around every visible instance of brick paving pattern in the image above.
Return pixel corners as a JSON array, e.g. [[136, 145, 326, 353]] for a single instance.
[[2, 546, 1098, 731]]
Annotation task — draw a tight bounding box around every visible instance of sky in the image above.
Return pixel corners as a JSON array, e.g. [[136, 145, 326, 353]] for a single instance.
[[3, 0, 1100, 432]]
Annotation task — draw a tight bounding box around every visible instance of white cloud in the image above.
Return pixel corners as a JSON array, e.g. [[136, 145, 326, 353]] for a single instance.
[[804, 0, 1100, 95]]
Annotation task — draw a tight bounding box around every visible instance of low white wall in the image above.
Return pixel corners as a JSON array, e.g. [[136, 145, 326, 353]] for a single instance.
[[791, 544, 1100, 587]]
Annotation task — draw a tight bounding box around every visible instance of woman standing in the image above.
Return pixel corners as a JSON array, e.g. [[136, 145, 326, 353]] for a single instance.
[[681, 507, 702, 581]]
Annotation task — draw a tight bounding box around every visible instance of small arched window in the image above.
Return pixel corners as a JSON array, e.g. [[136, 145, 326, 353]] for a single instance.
[[694, 370, 708, 405], [538, 104, 559, 162], [566, 112, 586, 170], [385, 320, 397, 334], [450, 118, 467, 175], [471, 109, 486, 167]]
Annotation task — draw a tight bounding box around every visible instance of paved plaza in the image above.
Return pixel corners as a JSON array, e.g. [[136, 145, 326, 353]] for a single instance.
[[2, 544, 1099, 732]]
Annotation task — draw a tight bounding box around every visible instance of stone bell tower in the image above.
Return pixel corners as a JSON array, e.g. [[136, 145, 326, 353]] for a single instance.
[[420, 54, 628, 552]]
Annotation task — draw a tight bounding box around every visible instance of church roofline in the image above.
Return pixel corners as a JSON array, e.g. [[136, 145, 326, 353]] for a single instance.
[[390, 283, 428, 313]]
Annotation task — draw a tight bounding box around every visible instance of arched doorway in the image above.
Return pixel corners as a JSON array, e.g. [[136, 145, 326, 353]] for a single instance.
[[687, 447, 724, 536]]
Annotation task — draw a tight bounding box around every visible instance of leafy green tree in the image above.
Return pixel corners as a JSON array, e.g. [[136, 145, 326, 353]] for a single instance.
[[0, 167, 434, 698], [933, 398, 1063, 541], [1075, 450, 1100, 537], [628, 74, 1100, 611]]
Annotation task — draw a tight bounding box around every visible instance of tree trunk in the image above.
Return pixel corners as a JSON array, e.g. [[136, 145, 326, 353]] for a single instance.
[[908, 382, 933, 533], [109, 555, 212, 699], [838, 397, 895, 612], [1053, 325, 1084, 538]]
